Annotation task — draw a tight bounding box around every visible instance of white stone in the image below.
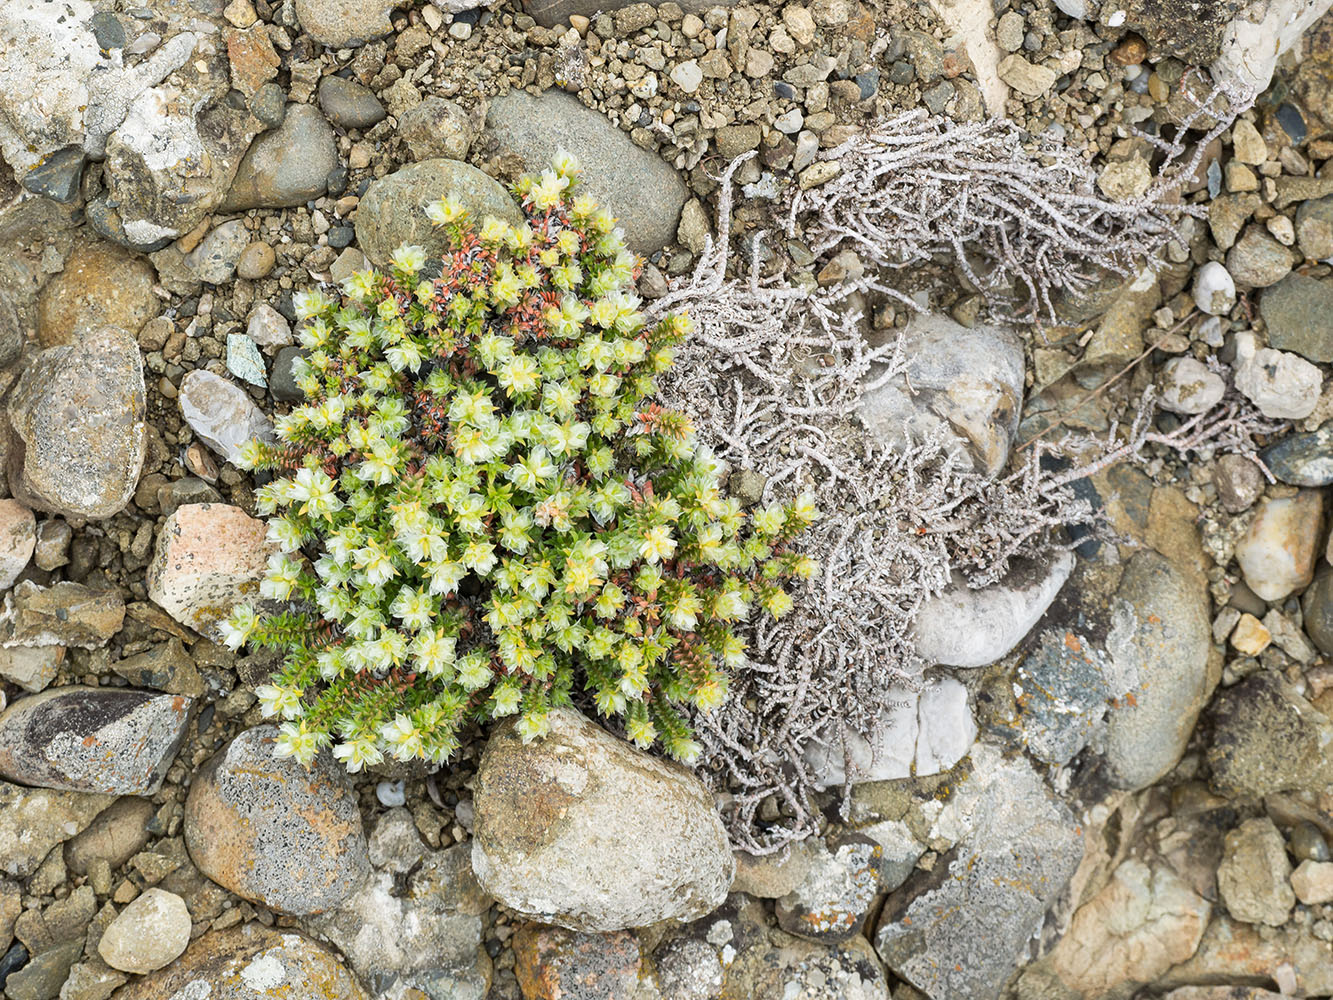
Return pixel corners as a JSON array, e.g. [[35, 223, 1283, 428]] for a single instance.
[[178, 369, 275, 465], [916, 677, 978, 775], [0, 501, 35, 591], [1234, 347, 1322, 419], [1213, 0, 1333, 95], [1192, 260, 1236, 316], [97, 888, 191, 973], [913, 550, 1074, 668], [1158, 357, 1226, 415], [670, 60, 703, 93]]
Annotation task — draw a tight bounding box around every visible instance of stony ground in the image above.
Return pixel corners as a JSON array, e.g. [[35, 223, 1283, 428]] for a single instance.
[[4, 0, 1333, 999]]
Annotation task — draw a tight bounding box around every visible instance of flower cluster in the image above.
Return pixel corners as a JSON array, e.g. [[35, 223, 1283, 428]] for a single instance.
[[224, 153, 816, 771]]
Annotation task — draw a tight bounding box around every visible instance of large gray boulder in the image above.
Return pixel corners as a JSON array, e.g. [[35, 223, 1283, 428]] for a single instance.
[[472, 708, 734, 932], [485, 90, 686, 255], [221, 104, 338, 211]]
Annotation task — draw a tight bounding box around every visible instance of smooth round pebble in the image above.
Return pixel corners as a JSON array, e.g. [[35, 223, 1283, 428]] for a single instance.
[[1192, 261, 1236, 316], [236, 242, 276, 280], [97, 888, 192, 974]]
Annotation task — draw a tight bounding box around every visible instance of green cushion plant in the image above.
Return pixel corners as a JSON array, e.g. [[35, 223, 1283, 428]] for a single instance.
[[222, 152, 816, 772]]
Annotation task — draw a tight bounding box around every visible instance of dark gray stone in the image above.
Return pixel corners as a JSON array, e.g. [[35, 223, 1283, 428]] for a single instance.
[[775, 834, 888, 944], [0, 687, 193, 796], [485, 90, 686, 255], [1261, 424, 1333, 486], [1207, 673, 1333, 798], [1260, 273, 1333, 363], [271, 346, 307, 402], [318, 76, 386, 130], [1015, 626, 1115, 766], [20, 147, 85, 204], [1302, 572, 1333, 656], [250, 83, 287, 130]]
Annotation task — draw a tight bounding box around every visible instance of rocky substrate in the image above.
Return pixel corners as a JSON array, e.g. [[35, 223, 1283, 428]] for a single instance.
[[4, 0, 1333, 998]]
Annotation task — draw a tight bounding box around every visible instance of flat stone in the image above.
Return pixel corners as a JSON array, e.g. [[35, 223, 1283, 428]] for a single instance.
[[1295, 196, 1333, 260], [913, 550, 1073, 668], [97, 889, 191, 974], [0, 501, 35, 590], [1014, 626, 1116, 766], [146, 503, 277, 642], [7, 326, 146, 519], [1217, 817, 1294, 926], [0, 781, 114, 879], [472, 708, 733, 932], [1234, 491, 1324, 602], [514, 924, 641, 1000], [485, 90, 687, 255], [1234, 347, 1322, 420], [270, 347, 307, 402], [354, 157, 522, 268], [21, 147, 85, 204], [775, 834, 888, 943], [294, 0, 396, 46], [1261, 424, 1333, 486], [63, 797, 156, 876], [5, 939, 81, 1000], [177, 369, 275, 466], [226, 334, 267, 387], [1227, 225, 1295, 288], [221, 105, 338, 212], [0, 581, 124, 649], [184, 725, 370, 916], [112, 923, 369, 1000], [245, 304, 291, 350], [1260, 273, 1333, 363], [318, 76, 386, 130], [997, 53, 1056, 96], [0, 687, 192, 795], [36, 243, 158, 345], [0, 646, 63, 694]]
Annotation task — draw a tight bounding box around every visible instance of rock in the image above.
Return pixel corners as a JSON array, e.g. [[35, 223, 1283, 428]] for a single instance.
[[177, 369, 275, 466], [1211, 0, 1333, 95], [1097, 156, 1153, 201], [270, 347, 307, 402], [354, 158, 522, 269], [1210, 194, 1261, 250], [1210, 673, 1333, 799], [1047, 859, 1210, 996], [1303, 574, 1333, 656], [112, 924, 369, 1000], [157, 479, 223, 519], [0, 501, 35, 590], [185, 220, 250, 284], [236, 242, 276, 280], [396, 97, 474, 161], [146, 503, 278, 642], [318, 76, 386, 130], [1295, 196, 1333, 260], [0, 782, 114, 878], [0, 687, 192, 795], [0, 582, 124, 649], [59, 959, 127, 1000], [365, 808, 427, 874], [1227, 225, 1295, 288], [997, 54, 1056, 97], [184, 725, 370, 916], [874, 742, 1081, 998], [1192, 260, 1236, 316], [1217, 817, 1295, 926], [245, 304, 292, 351], [1158, 356, 1226, 414], [6, 939, 81, 1000], [225, 25, 280, 96], [1234, 347, 1322, 420], [1234, 491, 1324, 602], [485, 90, 687, 255], [472, 708, 733, 932], [20, 147, 85, 205], [860, 313, 1024, 477], [670, 61, 703, 93], [513, 924, 644, 1000], [1013, 625, 1117, 766], [1292, 859, 1333, 903], [112, 639, 205, 698], [804, 676, 975, 786], [731, 841, 816, 899], [1231, 612, 1271, 654], [6, 326, 146, 519], [1261, 424, 1333, 486], [775, 835, 887, 943], [913, 550, 1073, 667], [1232, 119, 1267, 163], [36, 243, 158, 345], [221, 105, 338, 212], [654, 936, 724, 1000], [1260, 273, 1333, 363], [1104, 550, 1213, 790], [1157, 915, 1333, 996], [97, 889, 190, 974], [0, 647, 63, 693], [305, 841, 490, 998], [64, 797, 156, 876], [294, 0, 396, 46], [226, 334, 267, 388]]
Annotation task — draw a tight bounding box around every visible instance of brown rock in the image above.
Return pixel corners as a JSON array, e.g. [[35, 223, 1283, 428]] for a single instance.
[[513, 923, 644, 1000], [225, 27, 280, 96], [0, 581, 125, 649], [64, 797, 156, 876], [36, 242, 158, 345]]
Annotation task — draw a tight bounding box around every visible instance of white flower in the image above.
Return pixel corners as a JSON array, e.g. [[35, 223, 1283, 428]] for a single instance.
[[529, 169, 570, 210], [412, 628, 457, 677], [255, 683, 303, 721], [638, 524, 677, 564], [516, 710, 550, 743], [390, 586, 434, 630], [425, 196, 465, 225], [390, 244, 427, 274], [219, 604, 258, 651], [551, 148, 581, 179], [332, 738, 384, 774], [381, 714, 425, 761], [426, 559, 466, 597], [274, 722, 325, 766], [293, 288, 333, 321]]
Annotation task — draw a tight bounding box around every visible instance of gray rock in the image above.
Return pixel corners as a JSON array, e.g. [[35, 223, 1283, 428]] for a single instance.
[[655, 937, 724, 1000], [1226, 225, 1295, 288], [1217, 817, 1295, 927], [250, 83, 286, 129], [913, 550, 1073, 668], [1261, 424, 1333, 486], [1104, 551, 1213, 790], [185, 220, 250, 284], [221, 105, 338, 212], [1192, 260, 1236, 316], [6, 326, 146, 519], [1207, 673, 1333, 798], [97, 889, 191, 974], [270, 347, 307, 402], [5, 939, 81, 1000], [1158, 356, 1226, 415], [318, 76, 386, 130], [0, 687, 192, 795], [0, 781, 114, 879], [1015, 625, 1117, 766], [294, 0, 396, 46], [184, 725, 370, 916], [397, 98, 475, 161], [178, 369, 275, 466], [0, 647, 63, 694], [111, 639, 205, 698], [112, 924, 369, 1000], [775, 835, 888, 943], [63, 797, 156, 876], [1260, 273, 1333, 363], [472, 708, 733, 932], [520, 0, 740, 29], [157, 478, 222, 519], [306, 842, 490, 998], [874, 741, 1081, 999], [1290, 820, 1331, 862], [860, 313, 1024, 477], [0, 581, 124, 650], [1295, 195, 1333, 260], [21, 147, 85, 204], [485, 90, 687, 255], [1302, 573, 1333, 656], [225, 334, 266, 388], [354, 158, 522, 268], [366, 808, 427, 874]]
